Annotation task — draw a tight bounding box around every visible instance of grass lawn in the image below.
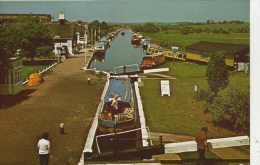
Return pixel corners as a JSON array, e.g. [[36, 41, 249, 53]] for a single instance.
[[142, 23, 249, 50], [22, 65, 47, 81], [139, 61, 249, 138]]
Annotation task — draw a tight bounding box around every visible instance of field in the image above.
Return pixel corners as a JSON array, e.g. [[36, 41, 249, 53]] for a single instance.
[[142, 23, 250, 50], [139, 61, 249, 138]]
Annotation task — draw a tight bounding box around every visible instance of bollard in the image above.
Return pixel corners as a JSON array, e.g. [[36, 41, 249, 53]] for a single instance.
[[159, 135, 163, 146], [60, 123, 64, 134], [87, 78, 91, 84]]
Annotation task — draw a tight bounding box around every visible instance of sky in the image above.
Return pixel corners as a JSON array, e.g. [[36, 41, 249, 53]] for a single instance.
[[0, 0, 250, 23]]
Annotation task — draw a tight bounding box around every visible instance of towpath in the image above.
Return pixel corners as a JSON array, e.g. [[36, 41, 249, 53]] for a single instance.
[[0, 48, 107, 165]]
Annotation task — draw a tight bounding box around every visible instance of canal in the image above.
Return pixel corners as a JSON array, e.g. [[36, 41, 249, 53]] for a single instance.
[[88, 29, 145, 73]]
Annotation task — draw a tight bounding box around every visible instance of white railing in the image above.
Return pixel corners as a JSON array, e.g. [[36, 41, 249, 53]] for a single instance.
[[22, 61, 59, 85]]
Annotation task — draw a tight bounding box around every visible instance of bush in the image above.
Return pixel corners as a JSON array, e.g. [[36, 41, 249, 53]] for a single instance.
[[208, 87, 249, 133], [198, 89, 215, 103]]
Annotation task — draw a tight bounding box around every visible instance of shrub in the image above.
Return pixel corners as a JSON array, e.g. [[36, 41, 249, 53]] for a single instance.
[[208, 87, 249, 132]]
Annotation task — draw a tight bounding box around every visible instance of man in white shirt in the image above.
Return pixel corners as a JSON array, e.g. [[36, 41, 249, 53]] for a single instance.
[[37, 132, 51, 165]]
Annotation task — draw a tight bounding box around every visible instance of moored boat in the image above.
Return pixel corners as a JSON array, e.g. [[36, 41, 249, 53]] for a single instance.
[[94, 37, 109, 55], [140, 54, 165, 70], [141, 38, 151, 51], [146, 44, 162, 55], [131, 33, 141, 46], [98, 76, 137, 133]]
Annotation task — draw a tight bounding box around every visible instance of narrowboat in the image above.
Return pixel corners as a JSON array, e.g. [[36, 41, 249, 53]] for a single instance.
[[163, 50, 187, 61], [163, 50, 174, 60], [94, 37, 109, 55], [141, 38, 151, 51], [98, 76, 137, 133], [131, 33, 141, 45], [146, 44, 163, 55], [92, 53, 105, 62], [174, 51, 187, 61], [140, 54, 165, 69]]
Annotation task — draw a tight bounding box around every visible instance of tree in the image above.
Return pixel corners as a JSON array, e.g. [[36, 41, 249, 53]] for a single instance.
[[100, 21, 109, 31], [0, 25, 23, 60], [18, 16, 53, 61], [206, 51, 229, 94], [88, 20, 100, 30], [142, 23, 159, 33], [209, 87, 249, 132]]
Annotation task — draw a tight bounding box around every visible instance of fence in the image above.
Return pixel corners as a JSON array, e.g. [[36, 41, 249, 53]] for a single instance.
[[22, 61, 59, 85]]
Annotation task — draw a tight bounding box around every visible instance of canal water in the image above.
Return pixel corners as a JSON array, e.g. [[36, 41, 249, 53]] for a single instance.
[[89, 29, 145, 73]]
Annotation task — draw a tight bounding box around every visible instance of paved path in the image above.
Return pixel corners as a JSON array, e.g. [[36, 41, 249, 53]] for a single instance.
[[0, 50, 106, 165]]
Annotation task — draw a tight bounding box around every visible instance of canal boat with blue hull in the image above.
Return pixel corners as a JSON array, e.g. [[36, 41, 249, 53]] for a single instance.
[[98, 76, 137, 133]]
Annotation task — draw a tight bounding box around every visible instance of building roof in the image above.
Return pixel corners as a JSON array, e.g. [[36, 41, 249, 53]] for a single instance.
[[186, 41, 249, 55], [48, 22, 86, 39]]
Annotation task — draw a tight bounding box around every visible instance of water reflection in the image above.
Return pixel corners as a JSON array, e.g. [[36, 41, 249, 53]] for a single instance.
[[89, 29, 145, 73]]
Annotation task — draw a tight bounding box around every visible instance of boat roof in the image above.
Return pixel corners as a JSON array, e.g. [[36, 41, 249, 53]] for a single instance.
[[97, 42, 105, 46], [99, 37, 107, 42], [104, 77, 132, 104]]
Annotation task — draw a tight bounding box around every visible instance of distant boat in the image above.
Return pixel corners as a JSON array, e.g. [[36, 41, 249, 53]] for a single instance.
[[94, 37, 109, 55], [98, 76, 137, 133], [131, 33, 141, 46], [121, 32, 125, 36]]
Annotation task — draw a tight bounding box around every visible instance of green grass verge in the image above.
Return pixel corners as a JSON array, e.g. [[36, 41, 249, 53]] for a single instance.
[[22, 65, 47, 81]]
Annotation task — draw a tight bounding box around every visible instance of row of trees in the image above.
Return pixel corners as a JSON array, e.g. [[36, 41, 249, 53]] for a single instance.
[[180, 26, 249, 35], [206, 20, 245, 24], [88, 20, 110, 39], [200, 51, 249, 133], [131, 23, 159, 33], [0, 16, 53, 62]]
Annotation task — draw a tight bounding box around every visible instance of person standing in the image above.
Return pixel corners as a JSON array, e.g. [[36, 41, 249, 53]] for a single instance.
[[37, 132, 51, 165], [195, 127, 208, 165], [111, 94, 119, 120]]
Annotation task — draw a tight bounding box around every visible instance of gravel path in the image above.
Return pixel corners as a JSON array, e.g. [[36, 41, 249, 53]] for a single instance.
[[0, 50, 107, 165]]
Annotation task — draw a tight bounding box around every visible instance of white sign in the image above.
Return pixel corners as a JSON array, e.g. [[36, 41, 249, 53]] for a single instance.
[[194, 84, 198, 92], [161, 80, 170, 96]]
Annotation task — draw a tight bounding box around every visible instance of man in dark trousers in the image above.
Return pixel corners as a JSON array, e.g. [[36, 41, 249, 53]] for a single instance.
[[195, 127, 208, 165]]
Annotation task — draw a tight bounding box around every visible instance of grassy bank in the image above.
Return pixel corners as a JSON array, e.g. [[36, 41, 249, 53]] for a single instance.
[[22, 66, 47, 81], [22, 59, 57, 81], [139, 61, 249, 138]]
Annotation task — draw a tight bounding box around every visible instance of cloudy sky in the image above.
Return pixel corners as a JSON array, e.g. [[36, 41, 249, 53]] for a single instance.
[[0, 0, 250, 23]]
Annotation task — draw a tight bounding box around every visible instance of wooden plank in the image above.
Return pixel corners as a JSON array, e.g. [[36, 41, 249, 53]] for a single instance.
[[208, 136, 249, 149], [143, 68, 169, 74], [165, 136, 249, 154]]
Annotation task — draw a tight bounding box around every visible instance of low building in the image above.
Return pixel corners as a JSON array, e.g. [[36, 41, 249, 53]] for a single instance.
[[0, 57, 23, 95], [186, 41, 250, 70], [0, 14, 52, 24], [49, 21, 86, 56], [48, 12, 87, 56]]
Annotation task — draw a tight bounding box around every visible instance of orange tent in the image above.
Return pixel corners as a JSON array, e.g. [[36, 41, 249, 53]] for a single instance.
[[27, 73, 43, 86]]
